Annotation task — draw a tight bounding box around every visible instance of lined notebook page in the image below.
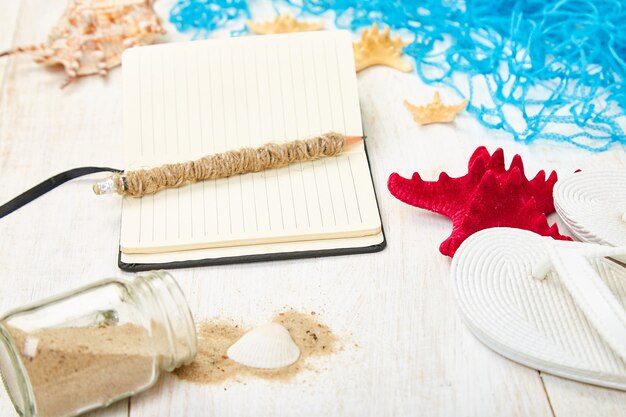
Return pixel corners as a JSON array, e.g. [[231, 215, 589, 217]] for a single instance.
[[120, 31, 381, 254]]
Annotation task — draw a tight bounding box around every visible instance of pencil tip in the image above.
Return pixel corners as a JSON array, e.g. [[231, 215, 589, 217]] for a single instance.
[[344, 135, 364, 146]]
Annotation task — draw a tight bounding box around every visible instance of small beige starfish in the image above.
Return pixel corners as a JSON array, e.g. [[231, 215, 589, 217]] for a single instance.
[[246, 13, 324, 35], [352, 23, 412, 72], [404, 91, 468, 125]]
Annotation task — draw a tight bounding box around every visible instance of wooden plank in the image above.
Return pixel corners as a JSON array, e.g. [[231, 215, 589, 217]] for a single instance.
[[0, 1, 128, 416], [0, 2, 37, 415], [542, 374, 626, 417], [0, 0, 20, 89]]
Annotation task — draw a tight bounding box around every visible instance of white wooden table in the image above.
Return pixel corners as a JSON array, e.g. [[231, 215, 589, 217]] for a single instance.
[[1, 1, 625, 416]]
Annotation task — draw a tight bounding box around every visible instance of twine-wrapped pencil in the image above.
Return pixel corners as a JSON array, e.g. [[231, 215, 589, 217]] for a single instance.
[[94, 131, 362, 198]]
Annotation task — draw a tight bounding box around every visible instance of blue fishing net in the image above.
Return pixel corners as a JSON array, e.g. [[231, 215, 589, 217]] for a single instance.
[[170, 0, 251, 38], [169, 0, 626, 151]]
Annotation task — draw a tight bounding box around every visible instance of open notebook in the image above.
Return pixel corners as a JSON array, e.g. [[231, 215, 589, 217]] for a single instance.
[[118, 31, 385, 270]]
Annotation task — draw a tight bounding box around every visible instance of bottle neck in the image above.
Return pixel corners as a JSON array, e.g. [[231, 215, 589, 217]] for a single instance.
[[129, 271, 197, 371]]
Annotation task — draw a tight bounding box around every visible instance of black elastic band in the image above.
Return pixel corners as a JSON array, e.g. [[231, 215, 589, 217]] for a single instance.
[[0, 167, 122, 219]]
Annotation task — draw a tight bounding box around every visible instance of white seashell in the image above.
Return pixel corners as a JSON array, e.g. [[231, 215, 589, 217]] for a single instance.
[[227, 323, 300, 369]]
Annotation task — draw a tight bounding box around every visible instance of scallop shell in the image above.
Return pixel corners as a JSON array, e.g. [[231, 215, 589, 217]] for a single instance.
[[227, 323, 300, 369]]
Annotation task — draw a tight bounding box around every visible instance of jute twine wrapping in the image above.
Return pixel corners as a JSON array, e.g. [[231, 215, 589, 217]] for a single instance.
[[117, 132, 346, 198]]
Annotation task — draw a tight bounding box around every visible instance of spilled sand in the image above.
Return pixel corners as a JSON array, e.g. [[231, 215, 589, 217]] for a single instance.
[[174, 309, 338, 384]]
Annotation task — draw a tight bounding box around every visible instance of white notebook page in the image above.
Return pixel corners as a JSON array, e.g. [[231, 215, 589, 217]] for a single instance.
[[120, 31, 381, 254]]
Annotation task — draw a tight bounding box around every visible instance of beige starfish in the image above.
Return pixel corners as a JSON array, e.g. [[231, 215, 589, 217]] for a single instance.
[[246, 13, 324, 35], [352, 23, 412, 72], [404, 91, 468, 125]]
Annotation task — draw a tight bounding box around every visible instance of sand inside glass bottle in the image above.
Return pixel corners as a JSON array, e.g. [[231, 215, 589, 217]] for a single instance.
[[8, 324, 156, 417]]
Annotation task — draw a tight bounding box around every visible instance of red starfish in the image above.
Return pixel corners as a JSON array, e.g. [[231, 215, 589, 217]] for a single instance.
[[388, 146, 571, 257]]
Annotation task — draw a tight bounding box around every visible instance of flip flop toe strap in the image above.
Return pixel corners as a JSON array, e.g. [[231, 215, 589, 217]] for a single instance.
[[534, 244, 626, 362]]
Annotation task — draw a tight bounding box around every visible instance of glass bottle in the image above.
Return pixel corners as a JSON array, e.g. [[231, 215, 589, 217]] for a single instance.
[[0, 271, 197, 417]]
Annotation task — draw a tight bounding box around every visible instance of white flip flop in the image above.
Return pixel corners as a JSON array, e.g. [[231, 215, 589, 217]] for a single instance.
[[553, 169, 626, 246], [451, 228, 626, 390]]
